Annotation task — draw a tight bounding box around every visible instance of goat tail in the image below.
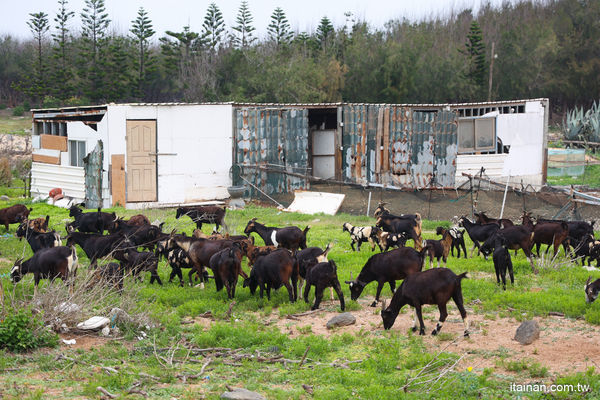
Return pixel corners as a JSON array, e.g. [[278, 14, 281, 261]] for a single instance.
[[330, 259, 338, 273], [323, 242, 334, 257], [303, 225, 311, 236], [457, 272, 468, 281]]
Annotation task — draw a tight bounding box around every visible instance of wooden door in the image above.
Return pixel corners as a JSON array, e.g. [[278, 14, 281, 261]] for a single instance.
[[126, 120, 157, 202]]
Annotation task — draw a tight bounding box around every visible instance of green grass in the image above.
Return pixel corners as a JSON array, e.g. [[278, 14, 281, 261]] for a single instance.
[[2, 199, 600, 398], [547, 164, 600, 188], [0, 114, 30, 135]]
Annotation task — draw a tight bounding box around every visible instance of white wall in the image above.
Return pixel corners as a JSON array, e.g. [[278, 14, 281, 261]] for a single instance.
[[455, 100, 546, 188], [31, 162, 85, 200], [106, 104, 233, 205]]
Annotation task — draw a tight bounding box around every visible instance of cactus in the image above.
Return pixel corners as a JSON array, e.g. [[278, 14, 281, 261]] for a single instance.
[[563, 101, 600, 143]]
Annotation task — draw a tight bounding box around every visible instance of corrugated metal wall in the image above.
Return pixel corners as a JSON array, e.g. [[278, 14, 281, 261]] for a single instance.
[[234, 107, 309, 196], [343, 105, 458, 188]]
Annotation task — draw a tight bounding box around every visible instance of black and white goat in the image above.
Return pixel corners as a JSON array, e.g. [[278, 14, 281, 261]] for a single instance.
[[342, 223, 377, 251], [381, 268, 469, 337], [373, 229, 407, 252], [585, 276, 600, 303], [437, 226, 467, 258], [16, 221, 61, 253]]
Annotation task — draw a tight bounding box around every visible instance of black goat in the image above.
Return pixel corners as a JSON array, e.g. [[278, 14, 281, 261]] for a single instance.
[[167, 247, 196, 286], [570, 234, 596, 266], [458, 216, 500, 257], [109, 221, 164, 250], [342, 223, 377, 251], [491, 234, 514, 290], [244, 218, 309, 250], [303, 260, 345, 311], [66, 230, 128, 268], [88, 262, 124, 293], [16, 222, 61, 253], [479, 225, 536, 272], [114, 248, 161, 285], [175, 205, 227, 231], [11, 246, 78, 296], [243, 249, 298, 301], [585, 276, 600, 303], [375, 216, 422, 250], [68, 205, 117, 233], [346, 247, 426, 307], [381, 268, 469, 337], [209, 242, 244, 299], [296, 243, 334, 299]]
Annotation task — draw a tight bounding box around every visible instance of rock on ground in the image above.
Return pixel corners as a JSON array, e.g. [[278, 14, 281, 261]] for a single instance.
[[221, 388, 266, 400], [514, 320, 540, 345], [326, 312, 356, 329]]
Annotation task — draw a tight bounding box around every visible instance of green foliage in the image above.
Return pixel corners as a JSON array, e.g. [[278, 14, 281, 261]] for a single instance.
[[461, 20, 487, 97], [201, 3, 225, 51], [51, 0, 75, 100], [0, 309, 58, 352], [80, 0, 110, 102], [130, 7, 155, 97], [11, 106, 24, 116], [232, 1, 256, 48], [267, 7, 292, 45], [316, 16, 335, 47]]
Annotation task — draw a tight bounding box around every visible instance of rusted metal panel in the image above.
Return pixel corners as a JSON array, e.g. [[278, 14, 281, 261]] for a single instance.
[[433, 110, 458, 187], [83, 140, 103, 209], [234, 107, 309, 196]]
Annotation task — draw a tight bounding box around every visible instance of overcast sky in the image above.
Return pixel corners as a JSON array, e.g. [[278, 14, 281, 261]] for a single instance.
[[1, 0, 516, 40]]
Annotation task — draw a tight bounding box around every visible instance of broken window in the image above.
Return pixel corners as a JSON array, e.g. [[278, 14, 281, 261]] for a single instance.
[[69, 140, 86, 167], [458, 116, 496, 154]]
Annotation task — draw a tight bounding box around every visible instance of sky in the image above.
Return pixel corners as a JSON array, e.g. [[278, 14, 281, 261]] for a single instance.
[[0, 0, 515, 41]]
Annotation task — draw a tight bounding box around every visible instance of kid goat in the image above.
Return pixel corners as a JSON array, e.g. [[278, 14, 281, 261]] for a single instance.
[[342, 223, 377, 251]]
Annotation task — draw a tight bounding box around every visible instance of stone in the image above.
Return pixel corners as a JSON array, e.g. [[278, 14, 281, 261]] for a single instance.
[[100, 326, 110, 336], [221, 388, 266, 400], [109, 307, 133, 325], [0, 195, 8, 201], [326, 312, 356, 329], [77, 316, 110, 331], [514, 320, 540, 345]]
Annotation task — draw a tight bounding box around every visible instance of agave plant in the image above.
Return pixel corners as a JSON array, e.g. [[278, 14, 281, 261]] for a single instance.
[[563, 101, 600, 143]]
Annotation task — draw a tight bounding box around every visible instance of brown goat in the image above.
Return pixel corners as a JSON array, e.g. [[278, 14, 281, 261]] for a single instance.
[[26, 215, 50, 232], [126, 214, 151, 226], [522, 213, 569, 257], [423, 229, 453, 268], [0, 204, 32, 231]]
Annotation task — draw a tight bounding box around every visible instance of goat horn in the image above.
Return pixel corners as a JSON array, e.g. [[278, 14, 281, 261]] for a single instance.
[[586, 276, 592, 287], [350, 272, 354, 280]]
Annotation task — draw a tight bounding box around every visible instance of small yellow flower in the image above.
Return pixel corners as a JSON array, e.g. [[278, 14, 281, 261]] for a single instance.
[[467, 366, 473, 372]]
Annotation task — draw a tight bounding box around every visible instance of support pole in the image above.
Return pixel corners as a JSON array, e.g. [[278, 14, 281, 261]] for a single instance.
[[499, 174, 510, 219], [366, 191, 372, 217]]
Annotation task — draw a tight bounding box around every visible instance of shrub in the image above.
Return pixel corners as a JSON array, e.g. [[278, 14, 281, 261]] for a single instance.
[[12, 105, 25, 116], [0, 158, 11, 186], [0, 104, 6, 110], [0, 309, 58, 352], [42, 96, 61, 108]]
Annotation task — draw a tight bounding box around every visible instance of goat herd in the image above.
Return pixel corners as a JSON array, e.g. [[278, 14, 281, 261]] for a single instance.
[[1, 201, 600, 337]]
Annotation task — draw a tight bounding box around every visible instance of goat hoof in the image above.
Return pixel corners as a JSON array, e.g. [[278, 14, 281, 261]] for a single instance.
[[431, 330, 438, 336], [464, 331, 470, 338], [419, 329, 425, 336], [411, 327, 418, 332], [370, 301, 378, 307]]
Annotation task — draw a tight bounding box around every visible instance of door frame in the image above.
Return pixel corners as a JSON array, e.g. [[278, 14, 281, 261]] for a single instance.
[[125, 119, 158, 203]]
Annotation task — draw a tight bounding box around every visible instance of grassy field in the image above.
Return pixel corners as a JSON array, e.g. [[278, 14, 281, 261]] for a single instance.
[[1, 198, 600, 399], [0, 109, 30, 135]]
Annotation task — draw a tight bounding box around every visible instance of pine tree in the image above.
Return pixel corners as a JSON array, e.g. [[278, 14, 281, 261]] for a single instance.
[[80, 0, 110, 102], [316, 16, 334, 46], [232, 1, 256, 48], [130, 7, 155, 98], [201, 3, 225, 51], [267, 7, 292, 45], [461, 20, 487, 89], [25, 12, 50, 103], [51, 0, 75, 100], [103, 36, 132, 102]]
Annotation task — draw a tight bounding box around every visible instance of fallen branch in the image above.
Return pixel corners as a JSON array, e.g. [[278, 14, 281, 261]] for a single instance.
[[97, 386, 117, 399], [287, 309, 325, 319], [299, 346, 310, 368]]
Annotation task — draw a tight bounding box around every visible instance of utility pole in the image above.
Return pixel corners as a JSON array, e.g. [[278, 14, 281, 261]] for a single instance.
[[488, 42, 496, 101]]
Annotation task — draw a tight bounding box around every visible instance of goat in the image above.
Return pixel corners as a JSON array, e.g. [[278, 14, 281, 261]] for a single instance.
[[522, 213, 569, 258], [474, 211, 514, 228], [166, 247, 196, 286], [246, 244, 279, 267], [373, 229, 408, 252], [375, 215, 422, 250], [66, 230, 128, 268], [373, 203, 422, 234], [11, 246, 78, 296], [109, 220, 164, 250], [113, 248, 161, 285], [175, 205, 227, 231], [436, 226, 467, 258], [295, 243, 334, 298], [16, 221, 61, 253], [570, 234, 595, 266], [342, 223, 377, 251], [243, 249, 298, 301], [346, 247, 426, 307], [125, 214, 151, 226], [537, 217, 594, 244], [381, 268, 469, 337], [303, 260, 345, 311], [209, 242, 244, 299], [585, 276, 600, 303], [244, 218, 309, 250], [0, 204, 31, 231], [68, 205, 117, 233], [479, 225, 536, 273], [458, 216, 500, 257], [491, 234, 514, 290], [24, 215, 50, 232], [422, 229, 453, 268]]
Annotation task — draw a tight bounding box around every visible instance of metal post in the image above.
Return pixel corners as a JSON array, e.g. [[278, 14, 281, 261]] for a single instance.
[[500, 174, 510, 219], [470, 177, 475, 219], [366, 191, 372, 217]]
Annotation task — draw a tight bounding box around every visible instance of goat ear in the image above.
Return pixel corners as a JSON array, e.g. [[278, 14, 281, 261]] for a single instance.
[[586, 276, 592, 287], [249, 236, 254, 245]]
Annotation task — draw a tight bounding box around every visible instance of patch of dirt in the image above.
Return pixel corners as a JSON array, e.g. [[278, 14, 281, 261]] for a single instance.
[[58, 333, 131, 351], [240, 296, 600, 377]]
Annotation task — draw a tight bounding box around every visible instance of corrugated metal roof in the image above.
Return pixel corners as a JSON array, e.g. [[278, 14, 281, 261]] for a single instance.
[[30, 98, 549, 112]]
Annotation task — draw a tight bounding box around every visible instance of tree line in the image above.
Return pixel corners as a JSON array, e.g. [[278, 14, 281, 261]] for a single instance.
[[0, 0, 598, 117]]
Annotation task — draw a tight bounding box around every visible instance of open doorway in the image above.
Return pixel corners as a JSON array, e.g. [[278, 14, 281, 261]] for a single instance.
[[308, 108, 338, 180]]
